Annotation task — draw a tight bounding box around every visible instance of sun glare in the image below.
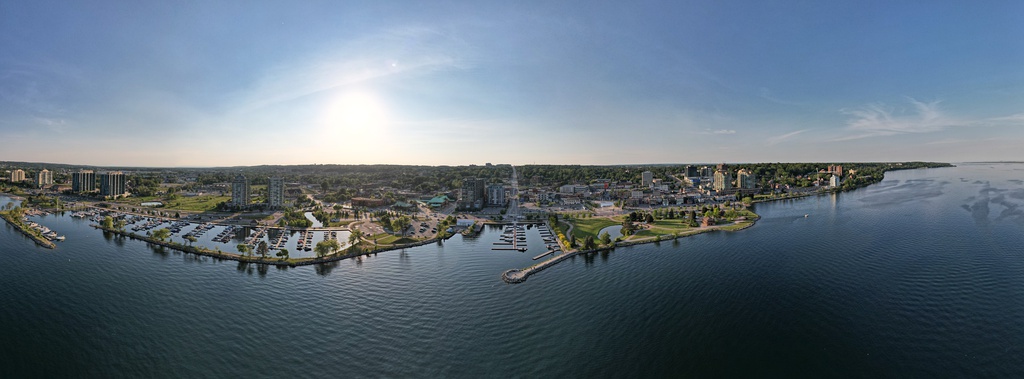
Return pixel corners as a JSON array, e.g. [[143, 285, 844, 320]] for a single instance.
[[320, 91, 389, 144]]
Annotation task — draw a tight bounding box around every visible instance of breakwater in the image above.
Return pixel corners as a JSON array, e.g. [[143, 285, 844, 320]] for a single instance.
[[1, 212, 56, 249], [92, 225, 439, 267], [502, 217, 759, 284]]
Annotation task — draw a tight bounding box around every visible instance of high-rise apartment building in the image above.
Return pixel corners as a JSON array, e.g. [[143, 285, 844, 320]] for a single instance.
[[36, 169, 53, 188], [231, 175, 250, 208], [737, 169, 756, 189], [713, 166, 733, 192], [460, 178, 486, 210], [72, 170, 96, 193], [487, 184, 505, 207], [267, 177, 284, 208], [10, 169, 26, 182], [100, 171, 127, 198]]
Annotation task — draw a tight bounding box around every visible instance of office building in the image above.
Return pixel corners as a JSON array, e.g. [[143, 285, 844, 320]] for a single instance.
[[232, 174, 250, 207], [642, 171, 653, 187], [267, 177, 284, 208], [100, 171, 127, 198], [72, 170, 96, 193], [684, 165, 699, 178]]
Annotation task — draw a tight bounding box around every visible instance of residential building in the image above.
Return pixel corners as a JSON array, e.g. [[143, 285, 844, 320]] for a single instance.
[[487, 184, 505, 207], [830, 174, 841, 188], [267, 177, 284, 208], [713, 166, 733, 192], [100, 171, 127, 198], [72, 170, 96, 193], [642, 171, 653, 187], [36, 169, 53, 188], [460, 177, 485, 210], [10, 169, 25, 182], [559, 184, 576, 194], [231, 174, 250, 207], [737, 169, 757, 189]]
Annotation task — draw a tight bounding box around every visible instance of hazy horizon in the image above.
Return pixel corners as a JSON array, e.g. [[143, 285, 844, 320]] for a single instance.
[[3, 1, 1023, 166]]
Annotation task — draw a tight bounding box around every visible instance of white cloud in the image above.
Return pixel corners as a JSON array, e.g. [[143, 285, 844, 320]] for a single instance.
[[705, 129, 736, 134]]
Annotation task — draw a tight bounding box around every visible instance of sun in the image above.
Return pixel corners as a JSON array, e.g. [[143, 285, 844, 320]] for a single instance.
[[320, 91, 389, 143]]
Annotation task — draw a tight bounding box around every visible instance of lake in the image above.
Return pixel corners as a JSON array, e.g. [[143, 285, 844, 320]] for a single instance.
[[2, 163, 1023, 377]]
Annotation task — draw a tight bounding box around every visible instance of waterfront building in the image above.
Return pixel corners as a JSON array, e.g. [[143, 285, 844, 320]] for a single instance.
[[830, 174, 841, 188], [460, 178, 485, 210], [267, 177, 284, 208], [100, 171, 127, 198], [737, 169, 757, 189], [231, 174, 250, 208], [487, 184, 505, 207], [10, 169, 25, 182], [36, 169, 53, 188], [642, 171, 653, 187], [72, 170, 96, 193], [713, 165, 733, 192]]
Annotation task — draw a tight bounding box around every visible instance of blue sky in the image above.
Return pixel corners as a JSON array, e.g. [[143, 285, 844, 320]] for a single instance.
[[2, 1, 1023, 166]]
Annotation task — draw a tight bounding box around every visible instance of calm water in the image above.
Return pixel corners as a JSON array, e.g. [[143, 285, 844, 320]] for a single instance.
[[2, 163, 1024, 377]]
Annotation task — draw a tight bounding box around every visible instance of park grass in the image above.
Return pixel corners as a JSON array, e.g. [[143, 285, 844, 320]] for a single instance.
[[567, 217, 620, 240], [117, 194, 231, 212]]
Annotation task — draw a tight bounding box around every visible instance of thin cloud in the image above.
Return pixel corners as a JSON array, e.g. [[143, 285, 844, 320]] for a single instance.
[[766, 129, 808, 145], [235, 26, 466, 113], [835, 98, 969, 141], [703, 129, 736, 135]]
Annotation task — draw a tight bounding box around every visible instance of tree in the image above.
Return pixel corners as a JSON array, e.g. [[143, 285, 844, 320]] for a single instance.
[[101, 216, 114, 229], [315, 239, 341, 258], [569, 234, 577, 248], [644, 213, 655, 224], [276, 248, 290, 260], [184, 235, 197, 246], [583, 235, 596, 250], [151, 228, 171, 242], [599, 231, 611, 246], [349, 229, 363, 245], [237, 243, 251, 256], [257, 241, 269, 258]]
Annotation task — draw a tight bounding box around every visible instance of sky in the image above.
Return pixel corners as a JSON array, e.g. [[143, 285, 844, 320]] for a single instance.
[[2, 1, 1023, 167]]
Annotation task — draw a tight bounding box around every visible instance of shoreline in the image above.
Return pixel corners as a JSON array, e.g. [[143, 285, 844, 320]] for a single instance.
[[92, 224, 442, 267], [0, 212, 57, 249], [502, 215, 760, 284]]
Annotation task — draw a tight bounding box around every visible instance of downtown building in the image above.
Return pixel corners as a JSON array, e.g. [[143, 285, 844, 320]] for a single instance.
[[737, 169, 757, 190], [267, 177, 284, 208], [36, 169, 53, 188], [713, 164, 733, 192], [72, 170, 96, 193], [641, 171, 653, 187], [487, 184, 505, 207], [460, 177, 486, 210], [100, 171, 127, 198], [231, 174, 251, 208]]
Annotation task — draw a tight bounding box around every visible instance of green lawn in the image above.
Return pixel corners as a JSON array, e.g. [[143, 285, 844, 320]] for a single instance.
[[567, 217, 621, 240], [117, 195, 231, 212]]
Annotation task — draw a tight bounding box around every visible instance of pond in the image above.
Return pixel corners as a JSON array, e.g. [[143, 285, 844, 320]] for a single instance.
[[597, 224, 622, 240]]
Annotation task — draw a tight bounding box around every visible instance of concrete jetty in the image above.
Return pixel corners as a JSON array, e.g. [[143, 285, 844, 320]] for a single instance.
[[532, 249, 557, 260]]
